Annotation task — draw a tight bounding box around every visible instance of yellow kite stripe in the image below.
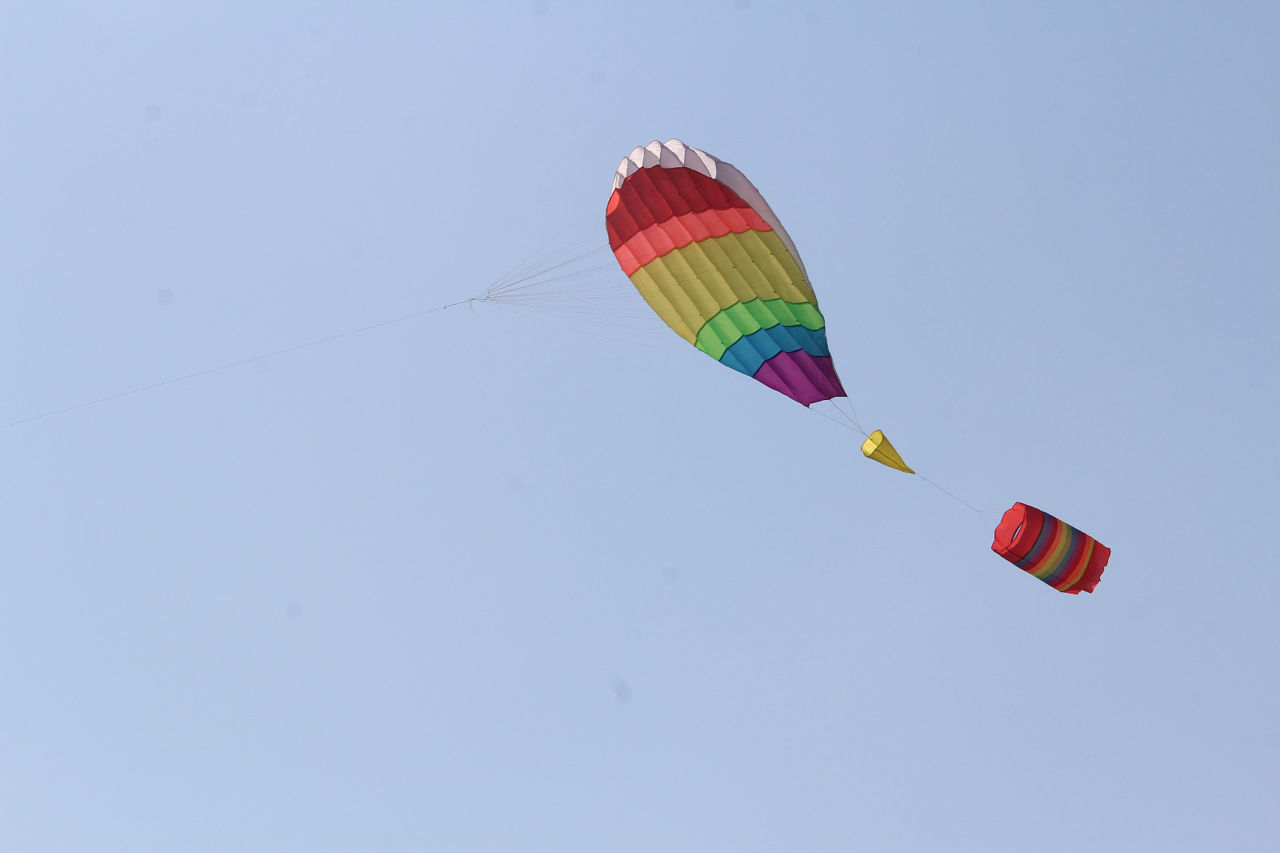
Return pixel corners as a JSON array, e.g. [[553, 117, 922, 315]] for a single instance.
[[626, 230, 817, 344]]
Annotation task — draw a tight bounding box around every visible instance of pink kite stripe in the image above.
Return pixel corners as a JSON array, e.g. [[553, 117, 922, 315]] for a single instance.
[[613, 206, 772, 277]]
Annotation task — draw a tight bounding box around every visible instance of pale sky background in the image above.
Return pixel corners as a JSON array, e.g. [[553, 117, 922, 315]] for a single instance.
[[3, 3, 1278, 852]]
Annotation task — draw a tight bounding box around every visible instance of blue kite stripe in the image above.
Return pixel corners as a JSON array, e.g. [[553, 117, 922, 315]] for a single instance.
[[718, 323, 833, 377]]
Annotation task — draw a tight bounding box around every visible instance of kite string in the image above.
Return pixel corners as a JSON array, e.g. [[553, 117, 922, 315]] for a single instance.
[[1, 294, 482, 430], [813, 398, 993, 527], [829, 397, 867, 436], [917, 472, 989, 519], [4, 225, 616, 431], [810, 402, 867, 438]]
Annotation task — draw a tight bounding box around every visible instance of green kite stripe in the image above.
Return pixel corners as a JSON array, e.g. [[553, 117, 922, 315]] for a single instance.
[[694, 298, 827, 361]]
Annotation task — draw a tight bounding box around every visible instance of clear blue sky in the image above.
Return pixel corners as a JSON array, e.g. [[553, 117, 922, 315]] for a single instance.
[[3, 2, 1277, 851]]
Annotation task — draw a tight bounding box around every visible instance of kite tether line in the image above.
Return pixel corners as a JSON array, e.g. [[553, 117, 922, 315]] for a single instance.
[[3, 225, 618, 431], [1, 295, 483, 430]]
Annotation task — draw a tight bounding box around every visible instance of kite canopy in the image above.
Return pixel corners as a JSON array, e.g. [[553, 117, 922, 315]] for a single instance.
[[991, 502, 1110, 594], [606, 139, 845, 406]]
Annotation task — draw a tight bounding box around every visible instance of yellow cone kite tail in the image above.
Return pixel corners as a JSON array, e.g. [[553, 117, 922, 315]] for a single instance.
[[861, 430, 914, 474]]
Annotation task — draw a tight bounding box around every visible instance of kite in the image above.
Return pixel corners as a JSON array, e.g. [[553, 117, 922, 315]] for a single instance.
[[606, 139, 909, 473], [606, 140, 1110, 592], [605, 139, 839, 405], [991, 502, 1110, 594]]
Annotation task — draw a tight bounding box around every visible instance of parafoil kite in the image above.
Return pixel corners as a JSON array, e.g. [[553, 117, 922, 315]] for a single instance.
[[606, 139, 845, 406], [606, 140, 1110, 593], [606, 139, 912, 474]]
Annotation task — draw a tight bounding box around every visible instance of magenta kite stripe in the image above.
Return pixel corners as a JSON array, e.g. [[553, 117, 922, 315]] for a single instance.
[[753, 350, 844, 407]]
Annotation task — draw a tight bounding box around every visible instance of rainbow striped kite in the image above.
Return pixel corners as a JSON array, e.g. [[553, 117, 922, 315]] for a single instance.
[[991, 502, 1110, 594], [605, 141, 1113, 592], [606, 139, 845, 407]]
